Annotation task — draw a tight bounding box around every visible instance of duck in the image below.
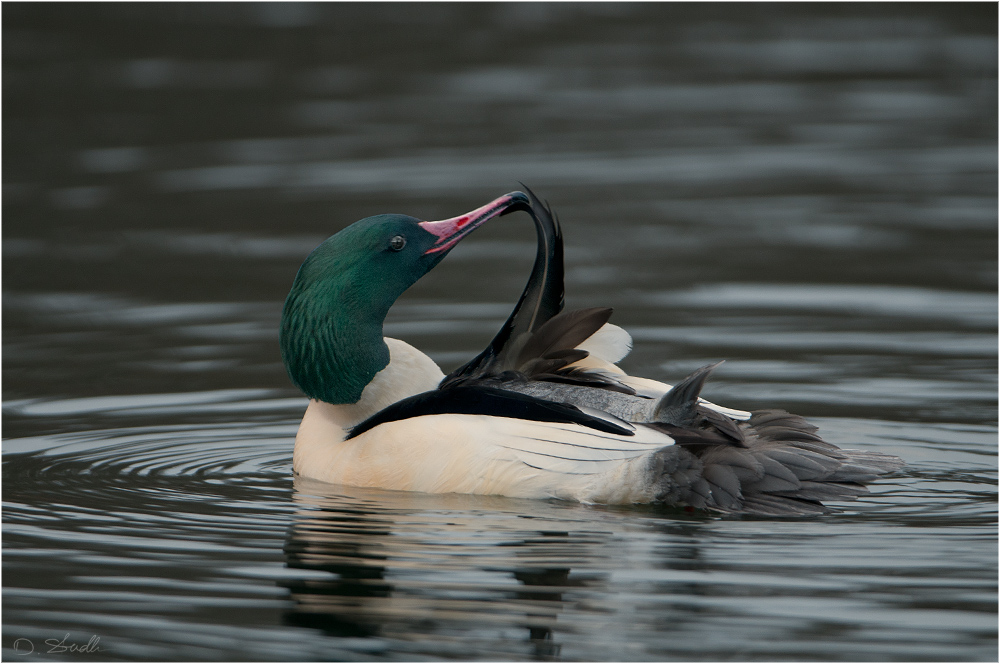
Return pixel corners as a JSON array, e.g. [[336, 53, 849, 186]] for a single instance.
[[281, 188, 903, 515]]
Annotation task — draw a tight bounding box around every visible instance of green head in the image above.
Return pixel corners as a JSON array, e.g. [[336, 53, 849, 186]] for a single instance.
[[280, 192, 529, 404]]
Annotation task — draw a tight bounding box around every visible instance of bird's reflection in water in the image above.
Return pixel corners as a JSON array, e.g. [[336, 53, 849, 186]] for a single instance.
[[281, 495, 392, 638], [510, 567, 570, 657], [281, 478, 618, 658]]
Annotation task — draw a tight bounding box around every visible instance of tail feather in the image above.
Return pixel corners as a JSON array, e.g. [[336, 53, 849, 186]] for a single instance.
[[652, 404, 903, 515], [698, 446, 764, 484], [749, 409, 820, 433], [758, 447, 842, 480], [653, 361, 723, 426], [741, 494, 828, 516], [745, 453, 803, 492], [651, 362, 746, 448], [823, 462, 888, 484], [782, 440, 849, 458], [752, 426, 827, 443], [773, 481, 870, 502], [687, 477, 714, 508], [836, 449, 906, 473], [700, 464, 743, 510]]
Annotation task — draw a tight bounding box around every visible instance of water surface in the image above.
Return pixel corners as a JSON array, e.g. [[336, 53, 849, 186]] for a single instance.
[[4, 4, 997, 661]]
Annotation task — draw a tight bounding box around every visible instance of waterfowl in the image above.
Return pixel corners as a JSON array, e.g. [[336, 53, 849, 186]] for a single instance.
[[282, 189, 903, 515]]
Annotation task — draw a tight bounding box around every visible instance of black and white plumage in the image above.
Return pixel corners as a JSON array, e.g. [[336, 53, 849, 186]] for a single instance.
[[287, 189, 903, 515]]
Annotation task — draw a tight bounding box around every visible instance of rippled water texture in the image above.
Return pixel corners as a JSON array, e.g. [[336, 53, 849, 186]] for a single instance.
[[4, 4, 997, 661]]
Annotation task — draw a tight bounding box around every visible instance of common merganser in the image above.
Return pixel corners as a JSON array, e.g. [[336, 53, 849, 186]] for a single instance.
[[281, 189, 903, 515]]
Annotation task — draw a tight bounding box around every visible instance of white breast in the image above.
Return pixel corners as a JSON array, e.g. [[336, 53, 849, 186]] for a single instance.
[[293, 337, 443, 472]]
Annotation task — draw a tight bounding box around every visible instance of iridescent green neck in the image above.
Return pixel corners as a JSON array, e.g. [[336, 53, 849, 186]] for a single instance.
[[279, 240, 399, 405], [280, 291, 389, 405]]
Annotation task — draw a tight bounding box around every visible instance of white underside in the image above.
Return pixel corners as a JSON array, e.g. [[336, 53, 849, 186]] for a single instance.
[[295, 408, 673, 503], [293, 325, 748, 503]]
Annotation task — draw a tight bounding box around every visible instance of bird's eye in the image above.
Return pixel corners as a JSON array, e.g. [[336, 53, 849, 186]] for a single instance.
[[389, 235, 406, 252]]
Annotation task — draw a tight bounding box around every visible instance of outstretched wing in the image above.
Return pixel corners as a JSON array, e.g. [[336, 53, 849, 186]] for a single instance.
[[442, 186, 565, 386], [442, 186, 633, 396]]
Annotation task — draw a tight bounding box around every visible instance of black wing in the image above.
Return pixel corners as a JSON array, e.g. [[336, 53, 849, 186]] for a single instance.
[[347, 384, 635, 440], [441, 186, 564, 386], [442, 186, 632, 394]]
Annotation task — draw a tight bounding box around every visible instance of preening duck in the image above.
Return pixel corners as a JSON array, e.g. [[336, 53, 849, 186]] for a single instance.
[[281, 189, 903, 515]]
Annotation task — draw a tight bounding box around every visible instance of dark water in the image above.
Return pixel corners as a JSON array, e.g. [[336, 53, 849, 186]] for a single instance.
[[3, 4, 997, 661]]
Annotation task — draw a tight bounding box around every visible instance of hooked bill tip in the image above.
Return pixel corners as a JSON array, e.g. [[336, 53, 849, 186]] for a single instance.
[[500, 190, 531, 215], [419, 192, 530, 254]]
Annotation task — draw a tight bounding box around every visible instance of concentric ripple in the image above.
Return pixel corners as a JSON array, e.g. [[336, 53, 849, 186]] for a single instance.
[[4, 395, 997, 661], [4, 389, 299, 489]]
